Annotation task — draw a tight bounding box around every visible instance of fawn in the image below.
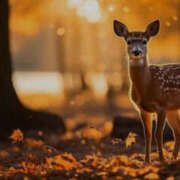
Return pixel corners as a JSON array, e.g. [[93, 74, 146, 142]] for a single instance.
[[113, 19, 180, 163]]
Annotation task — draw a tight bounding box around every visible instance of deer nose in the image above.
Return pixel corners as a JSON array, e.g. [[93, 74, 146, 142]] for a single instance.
[[132, 50, 142, 56]]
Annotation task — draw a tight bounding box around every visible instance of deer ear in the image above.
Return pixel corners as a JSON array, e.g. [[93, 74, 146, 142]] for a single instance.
[[145, 20, 160, 37], [113, 20, 128, 38]]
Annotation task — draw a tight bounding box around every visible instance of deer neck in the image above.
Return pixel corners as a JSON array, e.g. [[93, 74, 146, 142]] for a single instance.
[[128, 56, 151, 96]]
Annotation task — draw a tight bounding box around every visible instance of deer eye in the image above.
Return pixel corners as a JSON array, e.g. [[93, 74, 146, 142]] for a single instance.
[[142, 40, 147, 45], [127, 40, 131, 45]]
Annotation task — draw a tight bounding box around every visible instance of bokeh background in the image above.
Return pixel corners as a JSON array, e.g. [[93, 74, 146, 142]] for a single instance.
[[9, 0, 180, 128]]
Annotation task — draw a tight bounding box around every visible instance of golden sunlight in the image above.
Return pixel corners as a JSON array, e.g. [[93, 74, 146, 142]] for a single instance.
[[68, 0, 101, 23], [67, 0, 83, 8], [107, 5, 115, 12], [86, 73, 108, 97]]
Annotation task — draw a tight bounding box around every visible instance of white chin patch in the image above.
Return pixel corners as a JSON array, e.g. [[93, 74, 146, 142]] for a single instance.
[[129, 58, 144, 66]]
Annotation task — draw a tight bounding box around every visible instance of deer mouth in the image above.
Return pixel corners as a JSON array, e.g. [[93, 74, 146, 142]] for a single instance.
[[130, 54, 143, 60], [129, 58, 144, 66]]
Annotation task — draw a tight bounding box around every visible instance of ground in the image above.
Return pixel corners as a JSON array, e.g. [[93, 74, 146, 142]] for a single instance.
[[0, 91, 179, 180]]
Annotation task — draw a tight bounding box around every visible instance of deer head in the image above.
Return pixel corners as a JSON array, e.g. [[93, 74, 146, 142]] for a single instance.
[[113, 20, 160, 64]]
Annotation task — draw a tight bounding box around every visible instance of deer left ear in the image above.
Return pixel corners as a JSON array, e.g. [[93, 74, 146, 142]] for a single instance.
[[145, 20, 160, 37], [113, 20, 129, 38]]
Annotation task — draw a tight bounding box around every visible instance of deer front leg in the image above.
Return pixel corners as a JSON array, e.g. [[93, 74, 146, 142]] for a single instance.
[[140, 109, 152, 163], [155, 111, 166, 162]]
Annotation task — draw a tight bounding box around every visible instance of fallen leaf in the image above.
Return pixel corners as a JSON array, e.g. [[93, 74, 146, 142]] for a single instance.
[[125, 132, 137, 148], [9, 129, 24, 143], [166, 177, 174, 180], [82, 128, 102, 140], [46, 153, 77, 170], [24, 138, 44, 148], [144, 173, 159, 179]]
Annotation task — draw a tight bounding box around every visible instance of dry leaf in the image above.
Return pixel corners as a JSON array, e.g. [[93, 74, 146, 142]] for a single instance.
[[24, 138, 44, 148], [0, 150, 9, 158], [125, 132, 137, 148], [9, 129, 24, 143], [144, 173, 159, 179], [23, 177, 29, 180], [112, 138, 122, 145], [82, 128, 102, 140], [38, 131, 43, 136], [46, 153, 77, 170], [166, 177, 174, 180], [101, 122, 113, 135]]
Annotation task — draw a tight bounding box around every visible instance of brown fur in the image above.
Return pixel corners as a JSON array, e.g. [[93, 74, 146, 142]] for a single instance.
[[113, 19, 180, 163]]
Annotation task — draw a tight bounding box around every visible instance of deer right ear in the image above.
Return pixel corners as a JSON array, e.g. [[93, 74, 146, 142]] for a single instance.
[[145, 20, 160, 37], [113, 20, 128, 38]]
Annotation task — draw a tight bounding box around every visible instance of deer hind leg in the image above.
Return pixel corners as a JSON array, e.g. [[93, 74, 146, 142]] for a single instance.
[[173, 133, 180, 159], [155, 111, 166, 162], [166, 110, 180, 159], [140, 109, 152, 163]]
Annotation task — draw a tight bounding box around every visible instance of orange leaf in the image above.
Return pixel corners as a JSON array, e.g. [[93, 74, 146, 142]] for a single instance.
[[82, 128, 102, 140], [125, 132, 137, 148], [144, 173, 159, 179], [46, 153, 77, 170], [166, 177, 175, 180], [9, 129, 24, 143]]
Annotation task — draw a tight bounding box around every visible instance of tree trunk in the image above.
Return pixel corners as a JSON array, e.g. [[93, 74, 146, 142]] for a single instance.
[[0, 0, 20, 105], [0, 0, 65, 139]]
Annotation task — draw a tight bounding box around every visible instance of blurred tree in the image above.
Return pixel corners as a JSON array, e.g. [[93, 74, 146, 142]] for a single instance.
[[0, 0, 65, 140]]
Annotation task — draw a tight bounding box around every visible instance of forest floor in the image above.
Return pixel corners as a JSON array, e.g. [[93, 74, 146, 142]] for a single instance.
[[0, 91, 179, 180]]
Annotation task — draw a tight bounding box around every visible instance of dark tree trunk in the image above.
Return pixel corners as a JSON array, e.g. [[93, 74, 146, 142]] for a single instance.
[[0, 0, 65, 139]]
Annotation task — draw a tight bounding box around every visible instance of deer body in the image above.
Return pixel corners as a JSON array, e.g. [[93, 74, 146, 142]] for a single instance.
[[113, 19, 180, 163], [130, 63, 180, 112]]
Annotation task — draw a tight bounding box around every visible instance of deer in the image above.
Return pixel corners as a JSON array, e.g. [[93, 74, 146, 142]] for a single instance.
[[113, 19, 180, 163]]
